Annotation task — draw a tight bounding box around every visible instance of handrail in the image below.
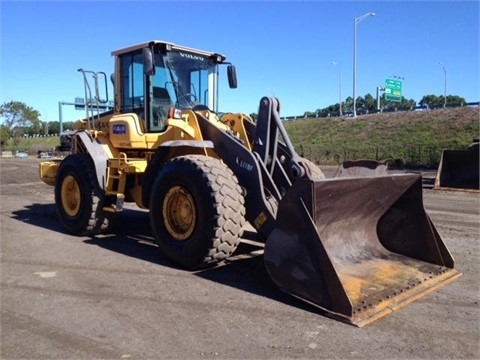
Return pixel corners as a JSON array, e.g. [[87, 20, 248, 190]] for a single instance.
[[77, 69, 110, 133]]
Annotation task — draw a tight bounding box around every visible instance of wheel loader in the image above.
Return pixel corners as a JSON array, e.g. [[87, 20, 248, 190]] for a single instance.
[[39, 40, 461, 327]]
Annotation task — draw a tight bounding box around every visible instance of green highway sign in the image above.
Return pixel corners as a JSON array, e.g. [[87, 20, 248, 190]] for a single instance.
[[385, 78, 402, 102]]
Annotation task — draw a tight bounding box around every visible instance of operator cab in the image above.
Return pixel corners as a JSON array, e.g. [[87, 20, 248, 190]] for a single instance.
[[112, 41, 237, 133]]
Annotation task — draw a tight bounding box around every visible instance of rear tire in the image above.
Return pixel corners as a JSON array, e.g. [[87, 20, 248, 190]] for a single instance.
[[149, 155, 245, 269], [55, 153, 114, 235]]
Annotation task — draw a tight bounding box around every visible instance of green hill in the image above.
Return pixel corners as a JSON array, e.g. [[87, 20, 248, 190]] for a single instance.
[[284, 107, 479, 167], [3, 106, 478, 168]]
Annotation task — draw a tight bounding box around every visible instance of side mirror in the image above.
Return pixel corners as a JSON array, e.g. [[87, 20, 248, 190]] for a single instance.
[[227, 65, 237, 89], [143, 48, 155, 76]]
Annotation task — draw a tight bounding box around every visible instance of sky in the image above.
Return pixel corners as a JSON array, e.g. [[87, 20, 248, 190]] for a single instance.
[[1, 0, 479, 124]]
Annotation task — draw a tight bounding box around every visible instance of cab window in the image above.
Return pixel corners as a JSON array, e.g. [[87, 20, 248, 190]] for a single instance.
[[119, 52, 144, 116]]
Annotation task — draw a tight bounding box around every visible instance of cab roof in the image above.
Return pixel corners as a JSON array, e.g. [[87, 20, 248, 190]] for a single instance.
[[111, 40, 227, 61]]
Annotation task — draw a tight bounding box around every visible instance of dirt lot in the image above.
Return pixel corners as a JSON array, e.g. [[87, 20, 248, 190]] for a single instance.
[[1, 157, 479, 359]]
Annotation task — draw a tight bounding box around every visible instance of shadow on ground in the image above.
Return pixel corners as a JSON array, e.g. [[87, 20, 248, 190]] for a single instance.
[[10, 203, 323, 317]]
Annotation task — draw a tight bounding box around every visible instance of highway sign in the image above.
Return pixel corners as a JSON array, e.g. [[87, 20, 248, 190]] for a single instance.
[[385, 79, 402, 102], [74, 97, 85, 110], [74, 97, 114, 110]]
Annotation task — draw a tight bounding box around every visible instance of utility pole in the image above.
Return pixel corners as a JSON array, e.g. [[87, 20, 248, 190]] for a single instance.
[[332, 61, 343, 116], [353, 12, 375, 117], [439, 62, 447, 107]]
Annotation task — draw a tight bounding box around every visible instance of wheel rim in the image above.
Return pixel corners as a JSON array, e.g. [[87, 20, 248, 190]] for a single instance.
[[61, 174, 81, 217], [162, 185, 196, 241]]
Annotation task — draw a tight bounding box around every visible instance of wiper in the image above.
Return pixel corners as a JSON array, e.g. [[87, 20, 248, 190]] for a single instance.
[[172, 81, 197, 109], [164, 60, 196, 109]]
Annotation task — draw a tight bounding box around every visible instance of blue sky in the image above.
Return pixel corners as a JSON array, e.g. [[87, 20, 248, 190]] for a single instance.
[[1, 0, 479, 123]]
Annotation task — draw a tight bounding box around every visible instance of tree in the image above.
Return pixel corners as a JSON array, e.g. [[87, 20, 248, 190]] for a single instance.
[[344, 97, 354, 113], [0, 125, 10, 147], [355, 96, 365, 113], [401, 98, 416, 110], [419, 95, 437, 108], [445, 95, 466, 107], [0, 101, 42, 136], [45, 120, 61, 135], [303, 111, 316, 118], [382, 96, 417, 111], [419, 94, 465, 109], [364, 93, 376, 113], [314, 104, 338, 118]]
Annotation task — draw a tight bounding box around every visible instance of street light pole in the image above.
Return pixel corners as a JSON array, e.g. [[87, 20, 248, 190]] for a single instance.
[[353, 12, 375, 117], [439, 62, 447, 107], [332, 61, 342, 116]]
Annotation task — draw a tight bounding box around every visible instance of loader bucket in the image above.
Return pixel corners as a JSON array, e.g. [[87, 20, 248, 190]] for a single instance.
[[434, 148, 479, 191], [264, 174, 461, 327]]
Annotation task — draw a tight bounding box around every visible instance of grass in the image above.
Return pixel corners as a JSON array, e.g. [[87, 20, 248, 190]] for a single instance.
[[1, 136, 60, 155], [2, 107, 478, 167], [284, 106, 479, 167]]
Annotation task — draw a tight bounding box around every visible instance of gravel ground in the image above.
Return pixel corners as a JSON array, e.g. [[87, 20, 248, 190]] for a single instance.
[[1, 157, 479, 359]]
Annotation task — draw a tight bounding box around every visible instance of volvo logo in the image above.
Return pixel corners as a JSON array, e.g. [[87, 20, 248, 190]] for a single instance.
[[179, 52, 204, 61]]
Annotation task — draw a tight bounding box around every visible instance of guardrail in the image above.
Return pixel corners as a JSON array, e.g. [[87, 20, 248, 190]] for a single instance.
[[8, 133, 60, 140], [282, 101, 480, 121], [298, 142, 468, 168]]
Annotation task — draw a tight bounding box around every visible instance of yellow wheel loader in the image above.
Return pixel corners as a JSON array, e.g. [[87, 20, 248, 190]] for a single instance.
[[39, 40, 461, 327]]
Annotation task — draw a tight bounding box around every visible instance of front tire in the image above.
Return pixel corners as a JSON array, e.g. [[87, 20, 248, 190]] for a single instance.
[[55, 153, 113, 235], [149, 155, 245, 269]]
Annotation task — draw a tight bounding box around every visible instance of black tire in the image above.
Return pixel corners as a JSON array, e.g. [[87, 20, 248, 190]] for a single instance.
[[149, 155, 246, 269], [299, 157, 326, 180], [55, 153, 114, 235]]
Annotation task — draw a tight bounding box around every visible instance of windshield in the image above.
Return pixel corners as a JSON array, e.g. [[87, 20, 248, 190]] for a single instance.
[[153, 50, 218, 110], [118, 47, 221, 133]]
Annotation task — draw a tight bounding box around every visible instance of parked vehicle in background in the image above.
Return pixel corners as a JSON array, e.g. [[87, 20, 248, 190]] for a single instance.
[[14, 151, 28, 159], [37, 151, 53, 159]]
